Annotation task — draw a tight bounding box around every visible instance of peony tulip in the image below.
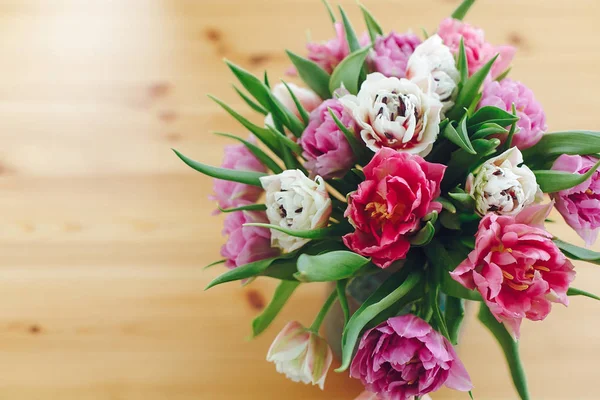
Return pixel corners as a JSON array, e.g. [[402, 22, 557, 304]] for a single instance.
[[300, 98, 358, 179], [267, 321, 333, 389], [260, 170, 332, 252], [467, 147, 541, 216], [350, 315, 472, 400], [369, 31, 421, 79], [343, 148, 446, 268], [451, 203, 576, 338], [406, 34, 460, 115], [339, 73, 442, 156], [211, 140, 266, 212], [551, 154, 600, 246], [220, 207, 280, 269]]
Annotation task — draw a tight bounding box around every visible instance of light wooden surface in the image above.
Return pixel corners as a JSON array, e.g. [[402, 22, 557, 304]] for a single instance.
[[2, 0, 599, 399]]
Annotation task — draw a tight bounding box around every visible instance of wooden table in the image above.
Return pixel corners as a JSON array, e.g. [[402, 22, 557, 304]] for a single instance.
[[1, 0, 599, 398]]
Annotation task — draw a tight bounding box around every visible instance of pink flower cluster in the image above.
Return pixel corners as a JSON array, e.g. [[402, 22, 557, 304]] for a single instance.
[[306, 22, 369, 74], [351, 314, 472, 400], [451, 204, 576, 338], [211, 140, 266, 211], [438, 17, 515, 80], [552, 154, 600, 246], [343, 148, 445, 268], [300, 99, 357, 179], [369, 32, 421, 78], [479, 78, 547, 149]]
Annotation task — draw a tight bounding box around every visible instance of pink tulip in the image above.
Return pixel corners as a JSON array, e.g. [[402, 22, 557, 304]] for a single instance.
[[343, 148, 446, 268], [300, 98, 358, 179], [451, 203, 576, 338], [437, 18, 515, 80], [267, 321, 333, 389], [369, 32, 421, 78], [211, 139, 266, 212], [478, 78, 547, 150], [351, 315, 472, 400], [220, 207, 279, 269], [552, 154, 600, 246]]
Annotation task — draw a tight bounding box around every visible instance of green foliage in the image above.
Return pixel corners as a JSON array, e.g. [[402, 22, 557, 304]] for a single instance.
[[218, 204, 267, 213], [409, 222, 435, 246], [336, 266, 423, 372], [360, 4, 383, 42], [244, 222, 350, 240], [451, 0, 476, 21], [445, 296, 466, 345], [252, 280, 300, 337], [173, 149, 266, 186], [478, 303, 530, 400], [295, 251, 371, 282], [213, 132, 283, 173], [329, 46, 371, 94], [522, 131, 600, 168], [338, 6, 361, 53], [568, 287, 600, 301], [467, 106, 519, 131], [442, 116, 476, 155], [285, 50, 332, 100], [554, 239, 600, 265], [534, 159, 600, 193]]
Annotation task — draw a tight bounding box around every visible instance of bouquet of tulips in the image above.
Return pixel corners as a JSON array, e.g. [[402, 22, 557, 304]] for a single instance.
[[174, 1, 600, 398]]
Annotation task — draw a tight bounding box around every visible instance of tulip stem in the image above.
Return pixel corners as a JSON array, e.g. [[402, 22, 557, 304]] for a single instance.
[[309, 288, 338, 334]]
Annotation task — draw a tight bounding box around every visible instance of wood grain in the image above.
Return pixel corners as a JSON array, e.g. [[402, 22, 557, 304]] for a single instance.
[[1, 0, 599, 398]]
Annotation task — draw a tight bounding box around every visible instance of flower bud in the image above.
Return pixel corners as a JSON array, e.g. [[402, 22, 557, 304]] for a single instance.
[[267, 321, 333, 389], [260, 170, 332, 252], [467, 148, 541, 216]]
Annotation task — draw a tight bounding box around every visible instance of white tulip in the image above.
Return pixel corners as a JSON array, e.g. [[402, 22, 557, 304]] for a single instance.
[[467, 148, 541, 216], [406, 34, 460, 115], [260, 169, 332, 252], [339, 72, 442, 156]]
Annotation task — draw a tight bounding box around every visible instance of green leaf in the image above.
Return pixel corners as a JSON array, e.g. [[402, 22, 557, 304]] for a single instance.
[[448, 192, 475, 210], [360, 3, 383, 42], [321, 0, 336, 23], [244, 222, 349, 240], [173, 149, 266, 186], [410, 221, 435, 246], [286, 50, 331, 100], [430, 286, 451, 340], [504, 103, 518, 151], [424, 239, 483, 301], [203, 259, 225, 270], [252, 280, 300, 337], [205, 257, 276, 289], [295, 251, 371, 282], [208, 95, 279, 154], [451, 0, 476, 21], [441, 272, 482, 301], [469, 390, 475, 400], [336, 268, 423, 372], [266, 125, 304, 155], [437, 197, 457, 214], [281, 81, 310, 125], [443, 117, 476, 155], [338, 6, 361, 53], [445, 296, 466, 345], [534, 159, 600, 193], [568, 287, 600, 301], [495, 67, 512, 82], [457, 38, 468, 86], [478, 303, 530, 400], [466, 92, 483, 117], [442, 138, 501, 190], [213, 132, 283, 173], [263, 71, 270, 88], [337, 279, 351, 325], [329, 46, 371, 95], [233, 85, 268, 115], [447, 55, 499, 121], [226, 61, 304, 137], [328, 107, 364, 158], [468, 106, 519, 131], [553, 238, 600, 265], [218, 203, 267, 213], [470, 123, 509, 140], [522, 131, 600, 166]]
